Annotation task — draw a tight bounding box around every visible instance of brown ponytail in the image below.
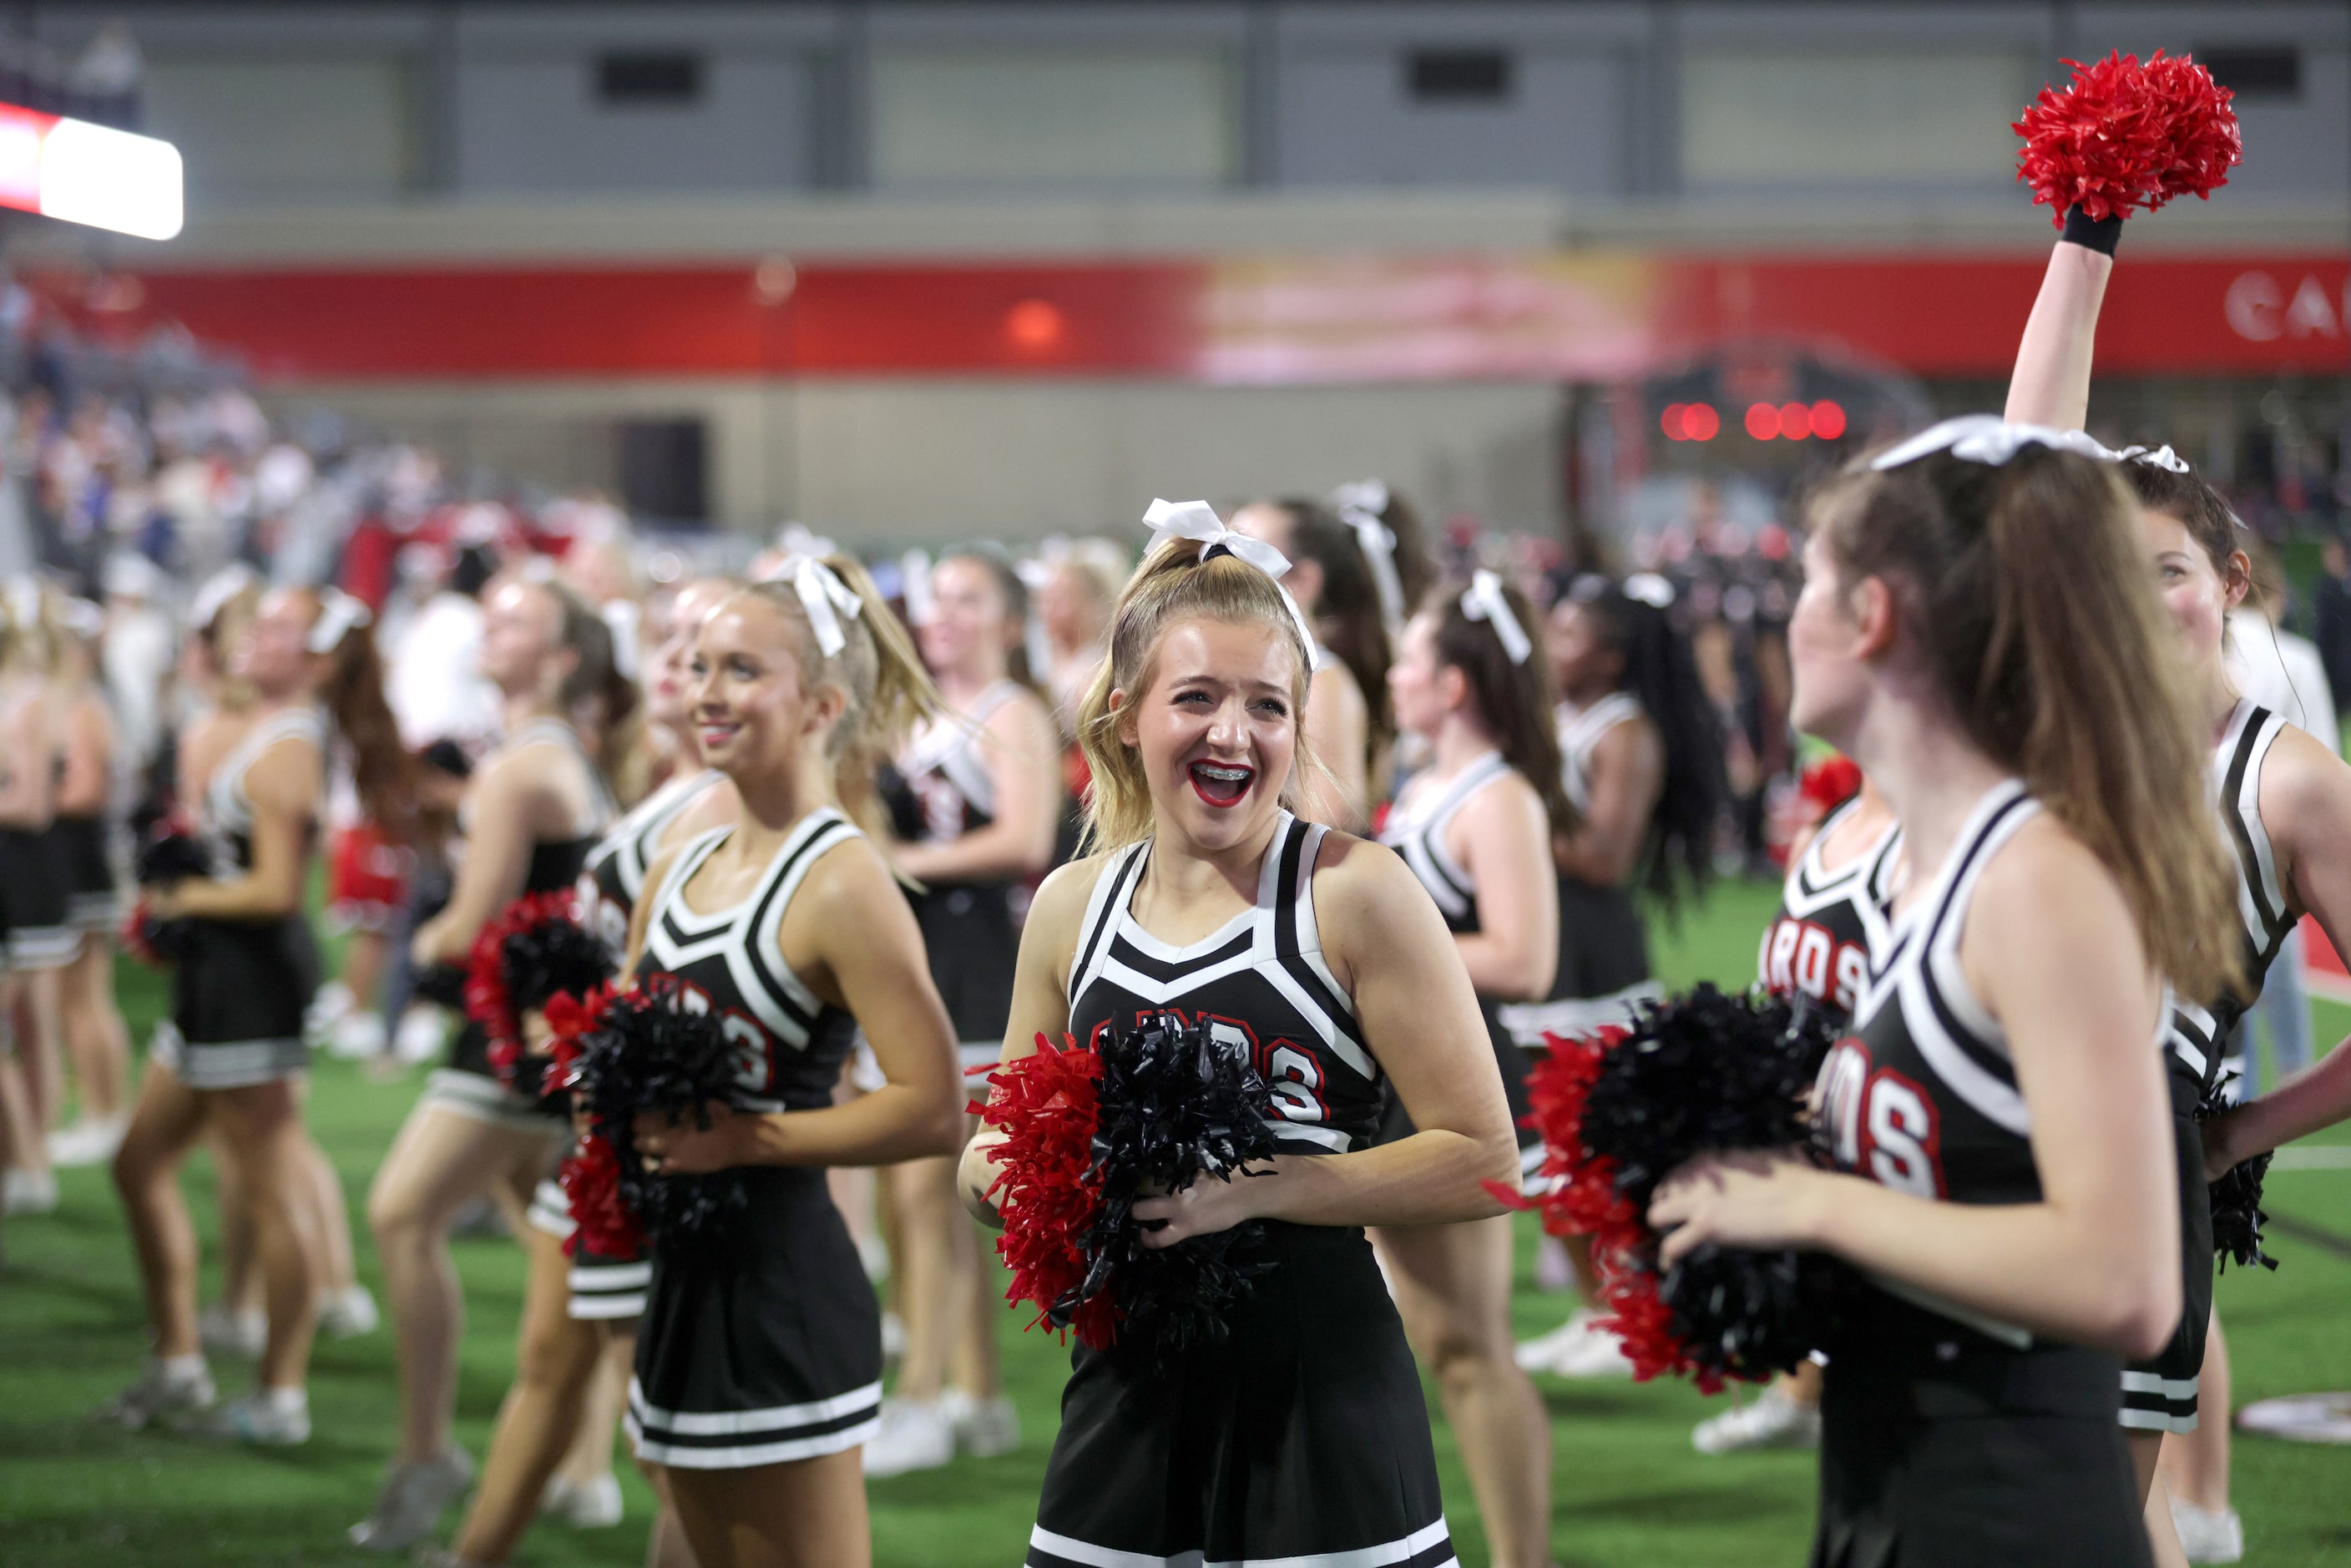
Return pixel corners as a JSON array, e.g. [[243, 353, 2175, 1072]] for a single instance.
[[741, 554, 943, 837], [1076, 537, 1319, 852], [1423, 579, 1576, 838], [546, 582, 645, 804], [1820, 446, 2241, 1002], [308, 597, 416, 833]]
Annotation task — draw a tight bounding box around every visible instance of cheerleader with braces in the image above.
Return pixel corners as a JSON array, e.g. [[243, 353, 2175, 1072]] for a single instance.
[[99, 585, 407, 1443], [869, 548, 1060, 1476], [425, 576, 737, 1568], [1651, 424, 2240, 1565], [1374, 569, 1566, 1568], [620, 559, 964, 1567], [963, 503, 1519, 1568], [356, 572, 630, 1551]]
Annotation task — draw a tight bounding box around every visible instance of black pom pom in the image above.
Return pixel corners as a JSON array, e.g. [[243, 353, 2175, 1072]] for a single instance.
[[1660, 1241, 1848, 1382], [564, 980, 750, 1244], [2197, 1078, 2278, 1274], [502, 918, 613, 1019], [412, 962, 468, 1010], [1061, 1011, 1282, 1362], [135, 828, 212, 888]]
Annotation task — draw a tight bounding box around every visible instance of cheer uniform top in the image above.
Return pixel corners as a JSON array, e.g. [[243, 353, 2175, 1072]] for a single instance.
[[532, 766, 730, 1322], [624, 809, 881, 1469], [2125, 699, 2300, 1434], [423, 720, 612, 1130], [1496, 693, 1658, 1050], [1810, 780, 2150, 1568], [1029, 811, 1454, 1568], [1758, 792, 1900, 1022], [882, 680, 1029, 1067], [1378, 750, 1536, 1164], [150, 706, 326, 1091]]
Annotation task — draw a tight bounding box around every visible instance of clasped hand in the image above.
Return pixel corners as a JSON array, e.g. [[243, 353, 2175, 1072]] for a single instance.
[[633, 1104, 750, 1176], [1130, 1161, 1277, 1249], [1646, 1150, 1827, 1267]]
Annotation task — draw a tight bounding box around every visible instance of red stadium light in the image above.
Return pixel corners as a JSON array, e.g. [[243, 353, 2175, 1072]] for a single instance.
[[1745, 402, 1781, 440], [1005, 298, 1066, 351], [1777, 402, 1813, 440], [1683, 402, 1720, 441], [1811, 400, 1849, 439], [1661, 403, 1686, 441]]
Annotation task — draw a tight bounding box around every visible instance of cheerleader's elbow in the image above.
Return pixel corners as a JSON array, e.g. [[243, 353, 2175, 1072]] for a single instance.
[[2105, 1270, 2182, 1362]]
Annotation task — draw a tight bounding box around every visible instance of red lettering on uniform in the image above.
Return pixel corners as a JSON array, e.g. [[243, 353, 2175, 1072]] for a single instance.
[[1762, 916, 1868, 1014], [1860, 1067, 1944, 1199]]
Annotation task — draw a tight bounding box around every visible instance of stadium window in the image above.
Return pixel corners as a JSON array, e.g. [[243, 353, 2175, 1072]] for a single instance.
[[597, 52, 704, 108], [2198, 47, 2300, 100], [1407, 48, 1514, 105]]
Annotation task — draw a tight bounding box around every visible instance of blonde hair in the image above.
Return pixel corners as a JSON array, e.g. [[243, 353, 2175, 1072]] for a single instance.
[[0, 580, 55, 676], [1075, 538, 1317, 852], [1820, 445, 2242, 1004], [737, 554, 943, 836]]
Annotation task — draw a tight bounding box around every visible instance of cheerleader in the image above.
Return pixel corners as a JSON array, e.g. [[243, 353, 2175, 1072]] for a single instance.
[[1514, 575, 1723, 1378], [48, 595, 133, 1168], [1649, 424, 2240, 1565], [1229, 498, 1395, 828], [0, 579, 71, 1216], [1032, 543, 1124, 740], [1374, 571, 1566, 1568], [434, 575, 737, 1568], [356, 572, 629, 1551], [963, 506, 1519, 1568], [1692, 763, 1898, 1454], [621, 559, 964, 1567], [869, 548, 1060, 1476], [99, 584, 407, 1443]]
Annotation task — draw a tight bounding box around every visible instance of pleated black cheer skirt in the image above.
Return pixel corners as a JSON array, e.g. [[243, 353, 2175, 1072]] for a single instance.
[[0, 825, 76, 969], [54, 814, 119, 932], [153, 915, 318, 1090], [1027, 1221, 1453, 1568], [914, 882, 1020, 1068], [1814, 1296, 2151, 1568], [2122, 1067, 2214, 1434], [628, 1165, 882, 1470], [525, 1175, 650, 1322]]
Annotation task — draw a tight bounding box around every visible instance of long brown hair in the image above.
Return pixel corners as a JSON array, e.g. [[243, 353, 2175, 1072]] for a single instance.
[[1423, 579, 1576, 838], [305, 594, 415, 832], [540, 580, 645, 804], [1267, 499, 1395, 761], [741, 554, 943, 837], [1818, 445, 2240, 1002], [1076, 537, 1317, 852], [2120, 459, 2250, 594]]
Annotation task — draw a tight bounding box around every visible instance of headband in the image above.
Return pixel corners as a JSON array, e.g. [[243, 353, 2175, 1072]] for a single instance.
[[2114, 443, 2192, 473], [762, 554, 865, 658], [308, 588, 372, 654], [1141, 498, 1320, 660], [1869, 414, 2123, 472], [1332, 481, 1407, 635], [1460, 569, 1531, 665]]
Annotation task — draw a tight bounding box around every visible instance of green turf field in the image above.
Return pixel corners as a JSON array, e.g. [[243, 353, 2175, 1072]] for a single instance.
[[5, 878, 2350, 1566]]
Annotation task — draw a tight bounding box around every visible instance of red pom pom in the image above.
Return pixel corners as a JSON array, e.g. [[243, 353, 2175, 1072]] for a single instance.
[[1518, 1025, 1646, 1261], [463, 889, 591, 1095], [120, 898, 164, 967], [559, 1130, 647, 1262], [2014, 51, 2242, 227], [980, 1033, 1118, 1348], [1797, 754, 1864, 821]]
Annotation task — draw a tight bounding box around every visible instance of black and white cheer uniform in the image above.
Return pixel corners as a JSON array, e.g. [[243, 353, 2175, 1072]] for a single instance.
[[55, 810, 121, 934], [422, 719, 613, 1131], [1810, 780, 2151, 1568], [530, 766, 729, 1322], [1378, 750, 1536, 1166], [1497, 691, 1658, 1050], [2124, 699, 2298, 1434], [149, 707, 326, 1091], [0, 746, 74, 971], [624, 809, 882, 1469], [1758, 792, 1900, 1022], [881, 679, 1028, 1069], [1028, 811, 1455, 1568]]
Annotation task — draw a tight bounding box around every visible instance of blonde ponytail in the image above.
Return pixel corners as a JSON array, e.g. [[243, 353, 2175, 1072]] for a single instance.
[[1074, 536, 1319, 852]]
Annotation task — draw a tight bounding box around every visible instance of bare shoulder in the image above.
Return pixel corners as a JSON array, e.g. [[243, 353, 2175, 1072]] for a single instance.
[[1308, 827, 1423, 928], [1463, 765, 1549, 832], [1965, 812, 2137, 974], [2259, 721, 2351, 852], [1026, 852, 1115, 942]]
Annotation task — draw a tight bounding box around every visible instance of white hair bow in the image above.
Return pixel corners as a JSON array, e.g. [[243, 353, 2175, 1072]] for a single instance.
[[308, 588, 372, 654], [1141, 498, 1320, 658], [190, 564, 258, 632], [1870, 415, 2123, 473], [2115, 443, 2192, 473], [773, 554, 865, 658], [1461, 569, 1531, 665], [1332, 481, 1407, 635]]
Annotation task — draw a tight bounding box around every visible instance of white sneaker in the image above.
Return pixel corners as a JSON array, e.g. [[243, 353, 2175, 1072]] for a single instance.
[[94, 1358, 215, 1429], [187, 1388, 311, 1446], [392, 1007, 448, 1066], [3, 1167, 58, 1215], [199, 1303, 267, 1359], [881, 1310, 907, 1364], [861, 1397, 956, 1477], [306, 980, 354, 1045], [1516, 1309, 1633, 1379], [2170, 1497, 2245, 1564], [941, 1388, 1020, 1459], [318, 1284, 381, 1339], [48, 1115, 127, 1168], [540, 1471, 624, 1529], [329, 1011, 388, 1060], [1692, 1385, 1823, 1454], [348, 1447, 476, 1553]]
